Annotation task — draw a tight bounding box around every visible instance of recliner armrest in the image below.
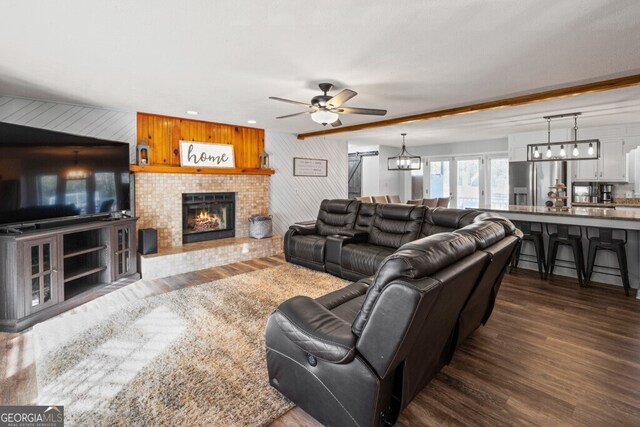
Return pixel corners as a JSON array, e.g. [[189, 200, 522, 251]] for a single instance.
[[336, 229, 369, 239], [289, 224, 318, 235], [325, 232, 368, 266], [272, 296, 357, 364]]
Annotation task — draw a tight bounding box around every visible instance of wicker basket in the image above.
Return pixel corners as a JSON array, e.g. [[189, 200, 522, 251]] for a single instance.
[[249, 215, 273, 239]]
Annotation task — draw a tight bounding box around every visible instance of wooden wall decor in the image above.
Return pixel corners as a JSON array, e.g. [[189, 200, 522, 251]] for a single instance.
[[133, 112, 272, 175]]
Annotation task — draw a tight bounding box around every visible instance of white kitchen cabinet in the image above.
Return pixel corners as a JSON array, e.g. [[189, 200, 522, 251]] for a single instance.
[[572, 126, 628, 182], [600, 139, 626, 181], [507, 136, 528, 162], [574, 158, 598, 181], [508, 129, 569, 162]]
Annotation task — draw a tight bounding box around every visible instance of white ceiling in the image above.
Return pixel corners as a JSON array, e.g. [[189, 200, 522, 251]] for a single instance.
[[1, 0, 640, 145], [347, 86, 640, 147]]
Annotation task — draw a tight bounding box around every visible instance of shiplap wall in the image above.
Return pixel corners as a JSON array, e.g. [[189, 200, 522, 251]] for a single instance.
[[0, 95, 136, 160], [265, 131, 348, 235]]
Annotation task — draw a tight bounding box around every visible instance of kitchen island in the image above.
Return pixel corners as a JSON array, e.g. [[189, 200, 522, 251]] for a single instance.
[[479, 205, 640, 298]]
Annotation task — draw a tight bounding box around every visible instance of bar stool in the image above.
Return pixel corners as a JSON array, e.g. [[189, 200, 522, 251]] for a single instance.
[[510, 221, 546, 279], [546, 224, 586, 286], [585, 227, 631, 296]]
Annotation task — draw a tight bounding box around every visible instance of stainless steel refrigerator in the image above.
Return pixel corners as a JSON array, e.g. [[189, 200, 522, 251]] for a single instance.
[[509, 161, 567, 206]]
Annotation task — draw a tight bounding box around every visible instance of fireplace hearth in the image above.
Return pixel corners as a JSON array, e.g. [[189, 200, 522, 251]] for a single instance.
[[182, 192, 235, 243]]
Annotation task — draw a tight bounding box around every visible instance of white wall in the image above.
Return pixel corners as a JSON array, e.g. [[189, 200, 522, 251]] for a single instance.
[[0, 95, 136, 159], [377, 145, 404, 198], [266, 131, 348, 235], [409, 138, 508, 157]]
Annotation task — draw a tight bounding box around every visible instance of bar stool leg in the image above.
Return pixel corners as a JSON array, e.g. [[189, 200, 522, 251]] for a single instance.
[[570, 240, 585, 287], [511, 240, 523, 270], [615, 245, 631, 297], [546, 237, 559, 279], [533, 235, 545, 280], [585, 240, 598, 285]]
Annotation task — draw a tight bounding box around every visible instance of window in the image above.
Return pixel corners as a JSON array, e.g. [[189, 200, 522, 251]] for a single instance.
[[456, 157, 481, 208], [428, 159, 451, 198], [488, 157, 509, 208], [421, 153, 507, 209]]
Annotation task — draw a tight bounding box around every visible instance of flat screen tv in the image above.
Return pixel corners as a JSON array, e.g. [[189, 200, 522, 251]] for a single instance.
[[0, 122, 131, 228]]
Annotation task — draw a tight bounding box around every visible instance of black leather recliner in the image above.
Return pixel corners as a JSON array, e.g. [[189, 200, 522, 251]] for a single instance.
[[326, 203, 426, 280], [284, 199, 360, 271], [266, 218, 521, 426]]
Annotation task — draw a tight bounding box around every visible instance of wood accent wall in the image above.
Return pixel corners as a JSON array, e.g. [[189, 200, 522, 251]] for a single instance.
[[136, 112, 265, 169]]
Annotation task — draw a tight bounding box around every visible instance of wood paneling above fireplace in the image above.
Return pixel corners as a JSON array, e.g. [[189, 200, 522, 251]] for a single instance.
[[135, 113, 273, 175]]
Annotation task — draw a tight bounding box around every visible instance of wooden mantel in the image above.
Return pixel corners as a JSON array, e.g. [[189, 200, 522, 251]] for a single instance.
[[130, 164, 274, 175], [134, 112, 274, 175]]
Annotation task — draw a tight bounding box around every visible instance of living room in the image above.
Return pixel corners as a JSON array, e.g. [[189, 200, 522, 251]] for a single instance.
[[1, 1, 639, 426]]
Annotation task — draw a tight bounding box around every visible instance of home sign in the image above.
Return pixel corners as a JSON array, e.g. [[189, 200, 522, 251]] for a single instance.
[[179, 141, 236, 168]]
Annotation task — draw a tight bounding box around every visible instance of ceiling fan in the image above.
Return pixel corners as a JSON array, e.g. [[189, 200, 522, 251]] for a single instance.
[[269, 83, 387, 127]]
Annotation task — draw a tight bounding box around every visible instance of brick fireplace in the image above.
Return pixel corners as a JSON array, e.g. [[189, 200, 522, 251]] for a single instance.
[[135, 173, 269, 248]]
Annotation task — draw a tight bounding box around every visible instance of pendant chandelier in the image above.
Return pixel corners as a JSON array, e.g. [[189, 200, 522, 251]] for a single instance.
[[387, 133, 421, 171], [528, 112, 600, 162]]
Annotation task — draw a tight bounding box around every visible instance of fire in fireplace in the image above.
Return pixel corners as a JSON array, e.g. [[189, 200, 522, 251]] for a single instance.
[[182, 192, 235, 243]]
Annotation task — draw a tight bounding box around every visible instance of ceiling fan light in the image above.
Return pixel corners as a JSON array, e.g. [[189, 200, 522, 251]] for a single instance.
[[311, 110, 339, 125]]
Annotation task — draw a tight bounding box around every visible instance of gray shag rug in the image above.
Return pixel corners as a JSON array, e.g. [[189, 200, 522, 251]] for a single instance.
[[33, 264, 347, 426]]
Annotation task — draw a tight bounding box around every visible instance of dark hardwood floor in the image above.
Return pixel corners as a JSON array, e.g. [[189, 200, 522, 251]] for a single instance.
[[1, 255, 639, 426]]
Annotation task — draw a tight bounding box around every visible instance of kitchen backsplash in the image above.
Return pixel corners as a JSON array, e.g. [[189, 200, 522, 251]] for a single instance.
[[611, 182, 636, 198]]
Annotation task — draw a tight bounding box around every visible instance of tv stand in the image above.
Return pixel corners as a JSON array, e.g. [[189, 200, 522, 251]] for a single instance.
[[0, 217, 138, 332]]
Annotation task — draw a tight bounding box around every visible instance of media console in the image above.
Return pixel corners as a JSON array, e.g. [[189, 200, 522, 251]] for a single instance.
[[0, 217, 138, 332]]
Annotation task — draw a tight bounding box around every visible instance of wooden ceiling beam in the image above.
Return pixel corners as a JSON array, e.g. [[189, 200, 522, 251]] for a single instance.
[[296, 73, 640, 140]]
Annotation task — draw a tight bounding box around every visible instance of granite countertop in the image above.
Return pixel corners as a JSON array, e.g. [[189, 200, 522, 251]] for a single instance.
[[572, 202, 640, 208], [478, 205, 640, 221]]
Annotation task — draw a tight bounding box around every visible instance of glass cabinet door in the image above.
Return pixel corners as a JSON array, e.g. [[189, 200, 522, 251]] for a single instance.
[[25, 238, 58, 313], [114, 225, 133, 278]]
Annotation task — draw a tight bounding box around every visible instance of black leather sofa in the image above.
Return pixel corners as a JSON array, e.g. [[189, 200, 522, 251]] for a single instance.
[[269, 200, 521, 426], [285, 199, 483, 280]]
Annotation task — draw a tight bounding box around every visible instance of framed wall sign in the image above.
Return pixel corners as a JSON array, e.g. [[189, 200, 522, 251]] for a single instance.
[[293, 157, 328, 177], [179, 141, 235, 168]]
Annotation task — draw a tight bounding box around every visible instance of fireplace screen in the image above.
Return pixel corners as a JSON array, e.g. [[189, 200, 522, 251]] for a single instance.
[[182, 192, 235, 243], [186, 204, 228, 233]]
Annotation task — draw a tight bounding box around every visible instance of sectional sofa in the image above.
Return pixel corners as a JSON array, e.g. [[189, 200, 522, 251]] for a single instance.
[[268, 199, 521, 426]]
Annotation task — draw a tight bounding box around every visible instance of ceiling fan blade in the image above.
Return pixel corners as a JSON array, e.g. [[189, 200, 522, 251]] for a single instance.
[[330, 118, 343, 128], [326, 89, 357, 108], [276, 111, 313, 119], [335, 107, 387, 116], [269, 97, 313, 108]]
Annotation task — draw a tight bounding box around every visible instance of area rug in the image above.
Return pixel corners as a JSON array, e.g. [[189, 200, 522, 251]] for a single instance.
[[32, 264, 348, 426]]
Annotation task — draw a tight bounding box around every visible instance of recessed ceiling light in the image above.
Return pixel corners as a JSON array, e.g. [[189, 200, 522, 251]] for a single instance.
[[186, 110, 198, 115], [247, 120, 257, 124]]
